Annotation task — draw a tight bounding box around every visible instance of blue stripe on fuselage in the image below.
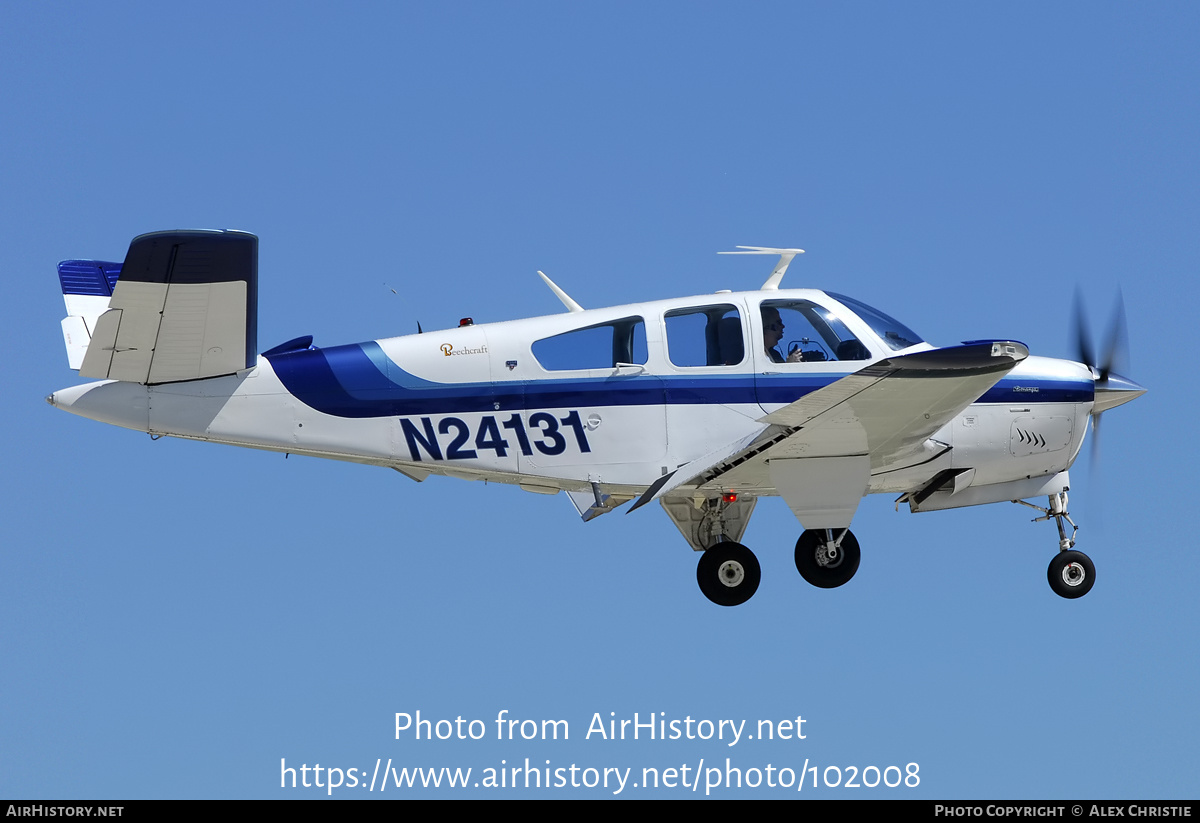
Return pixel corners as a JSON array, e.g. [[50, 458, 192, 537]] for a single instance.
[[976, 379, 1092, 404], [264, 343, 1093, 418]]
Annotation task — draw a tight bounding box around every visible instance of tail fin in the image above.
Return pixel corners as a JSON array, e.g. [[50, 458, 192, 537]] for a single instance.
[[57, 230, 258, 384], [58, 259, 123, 370]]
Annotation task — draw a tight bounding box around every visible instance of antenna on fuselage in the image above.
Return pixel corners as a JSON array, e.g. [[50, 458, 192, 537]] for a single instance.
[[537, 270, 585, 312], [719, 246, 805, 290], [385, 282, 424, 333]]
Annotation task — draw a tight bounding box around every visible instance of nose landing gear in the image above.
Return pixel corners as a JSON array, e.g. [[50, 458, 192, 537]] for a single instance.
[[1016, 492, 1096, 599]]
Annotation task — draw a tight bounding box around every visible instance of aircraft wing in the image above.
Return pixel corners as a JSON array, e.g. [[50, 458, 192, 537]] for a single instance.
[[630, 341, 1028, 514], [79, 230, 258, 384]]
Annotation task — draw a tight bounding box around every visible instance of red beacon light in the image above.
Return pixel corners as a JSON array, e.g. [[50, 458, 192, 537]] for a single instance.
[[459, 317, 474, 327], [722, 492, 738, 503]]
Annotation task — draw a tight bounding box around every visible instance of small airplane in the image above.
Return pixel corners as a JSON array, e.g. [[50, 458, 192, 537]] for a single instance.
[[49, 230, 1146, 606]]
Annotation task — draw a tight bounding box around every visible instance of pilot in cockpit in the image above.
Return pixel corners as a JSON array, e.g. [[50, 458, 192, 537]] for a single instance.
[[762, 306, 804, 363]]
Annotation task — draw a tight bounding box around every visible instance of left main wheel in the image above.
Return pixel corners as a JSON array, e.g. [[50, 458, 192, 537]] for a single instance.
[[1048, 550, 1095, 599], [697, 542, 761, 607]]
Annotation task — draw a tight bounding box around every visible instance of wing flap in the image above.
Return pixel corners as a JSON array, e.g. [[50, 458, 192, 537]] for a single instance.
[[627, 425, 784, 512]]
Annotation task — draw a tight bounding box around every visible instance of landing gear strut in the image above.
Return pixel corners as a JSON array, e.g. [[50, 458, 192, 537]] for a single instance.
[[696, 542, 761, 607], [1016, 491, 1078, 551], [794, 528, 860, 589], [1016, 492, 1096, 599]]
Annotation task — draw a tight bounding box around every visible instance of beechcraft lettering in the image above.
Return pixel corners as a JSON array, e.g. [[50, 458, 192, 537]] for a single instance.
[[49, 233, 1145, 606], [440, 343, 488, 357]]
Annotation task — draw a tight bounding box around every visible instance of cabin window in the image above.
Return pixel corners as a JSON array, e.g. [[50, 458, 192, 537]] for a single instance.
[[665, 305, 744, 367], [760, 299, 871, 363], [531, 316, 648, 371]]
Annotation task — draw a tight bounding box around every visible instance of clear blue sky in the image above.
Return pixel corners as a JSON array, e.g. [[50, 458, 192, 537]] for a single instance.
[[3, 1, 1196, 798]]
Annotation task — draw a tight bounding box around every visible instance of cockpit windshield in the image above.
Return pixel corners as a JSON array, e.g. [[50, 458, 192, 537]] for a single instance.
[[826, 292, 924, 351]]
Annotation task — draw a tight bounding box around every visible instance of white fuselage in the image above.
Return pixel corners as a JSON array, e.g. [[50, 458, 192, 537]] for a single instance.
[[51, 289, 1095, 504]]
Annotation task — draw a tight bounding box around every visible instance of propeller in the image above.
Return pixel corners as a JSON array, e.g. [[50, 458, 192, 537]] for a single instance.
[[1071, 288, 1145, 466]]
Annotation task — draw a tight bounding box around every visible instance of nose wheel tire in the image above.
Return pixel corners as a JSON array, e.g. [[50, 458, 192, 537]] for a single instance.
[[697, 542, 761, 606], [1048, 550, 1095, 599], [794, 529, 861, 589]]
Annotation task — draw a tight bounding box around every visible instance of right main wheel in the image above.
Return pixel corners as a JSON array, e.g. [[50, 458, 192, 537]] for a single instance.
[[794, 529, 860, 589]]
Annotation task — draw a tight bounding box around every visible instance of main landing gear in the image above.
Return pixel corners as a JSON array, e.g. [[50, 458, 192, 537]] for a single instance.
[[677, 495, 866, 606], [1016, 491, 1096, 599], [794, 529, 861, 589], [696, 542, 761, 607], [694, 527, 861, 606]]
